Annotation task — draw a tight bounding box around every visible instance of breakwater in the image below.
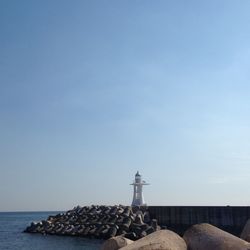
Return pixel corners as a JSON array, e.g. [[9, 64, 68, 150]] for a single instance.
[[148, 206, 250, 236], [24, 205, 250, 241], [24, 205, 160, 240]]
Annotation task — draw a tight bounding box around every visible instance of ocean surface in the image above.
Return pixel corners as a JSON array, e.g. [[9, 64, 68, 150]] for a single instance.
[[0, 212, 103, 250]]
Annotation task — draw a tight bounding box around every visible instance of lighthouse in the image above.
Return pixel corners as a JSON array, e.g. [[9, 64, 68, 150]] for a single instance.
[[130, 171, 149, 206]]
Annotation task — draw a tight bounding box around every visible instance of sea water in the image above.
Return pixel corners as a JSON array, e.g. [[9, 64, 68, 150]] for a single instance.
[[0, 212, 102, 250]]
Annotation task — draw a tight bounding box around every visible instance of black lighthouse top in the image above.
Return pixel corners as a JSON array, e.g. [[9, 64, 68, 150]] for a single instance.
[[135, 171, 141, 177]]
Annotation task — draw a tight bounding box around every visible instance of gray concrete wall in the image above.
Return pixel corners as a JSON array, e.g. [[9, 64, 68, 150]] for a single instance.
[[148, 206, 250, 236]]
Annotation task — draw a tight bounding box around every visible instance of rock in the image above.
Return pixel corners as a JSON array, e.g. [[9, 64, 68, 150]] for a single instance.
[[143, 211, 151, 223], [120, 229, 187, 250], [101, 236, 134, 250], [151, 219, 158, 230], [183, 223, 250, 250], [124, 232, 137, 241], [134, 214, 143, 225], [132, 225, 144, 238], [132, 206, 140, 214], [121, 217, 132, 230], [241, 219, 250, 242], [105, 225, 118, 239], [145, 226, 155, 235], [123, 207, 131, 217]]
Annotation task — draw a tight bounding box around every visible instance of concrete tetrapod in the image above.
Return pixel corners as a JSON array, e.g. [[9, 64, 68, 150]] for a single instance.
[[241, 219, 250, 242], [24, 205, 160, 240], [119, 230, 187, 250], [183, 223, 250, 250], [101, 236, 134, 250]]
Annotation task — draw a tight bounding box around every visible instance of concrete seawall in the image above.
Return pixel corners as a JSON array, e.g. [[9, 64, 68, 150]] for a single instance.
[[148, 206, 250, 236]]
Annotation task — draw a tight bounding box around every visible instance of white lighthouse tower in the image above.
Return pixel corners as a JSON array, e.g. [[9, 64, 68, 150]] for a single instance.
[[131, 171, 149, 206]]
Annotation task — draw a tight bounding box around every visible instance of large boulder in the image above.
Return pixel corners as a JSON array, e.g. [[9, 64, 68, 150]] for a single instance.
[[241, 219, 250, 242], [120, 230, 187, 250], [101, 236, 134, 250], [183, 223, 250, 250]]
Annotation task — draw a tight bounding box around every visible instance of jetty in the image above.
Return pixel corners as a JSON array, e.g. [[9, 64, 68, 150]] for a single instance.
[[24, 204, 160, 240]]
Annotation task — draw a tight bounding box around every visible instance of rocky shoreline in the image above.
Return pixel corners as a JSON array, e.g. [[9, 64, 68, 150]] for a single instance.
[[24, 205, 160, 240]]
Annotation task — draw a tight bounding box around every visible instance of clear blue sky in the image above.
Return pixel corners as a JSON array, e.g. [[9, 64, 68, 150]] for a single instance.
[[1, 0, 250, 211]]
